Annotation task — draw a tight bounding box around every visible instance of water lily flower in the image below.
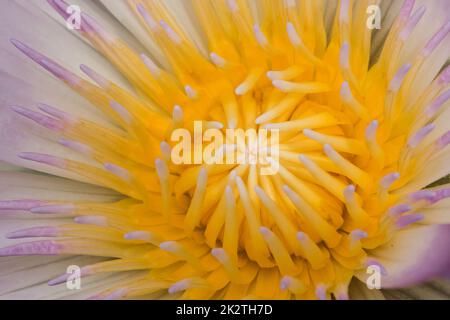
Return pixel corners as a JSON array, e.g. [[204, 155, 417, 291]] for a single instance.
[[0, 0, 449, 300]]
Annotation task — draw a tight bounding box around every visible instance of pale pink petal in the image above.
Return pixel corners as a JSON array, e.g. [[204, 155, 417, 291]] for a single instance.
[[357, 225, 450, 288]]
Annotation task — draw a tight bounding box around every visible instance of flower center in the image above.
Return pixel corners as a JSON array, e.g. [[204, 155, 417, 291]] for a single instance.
[[3, 0, 449, 300]]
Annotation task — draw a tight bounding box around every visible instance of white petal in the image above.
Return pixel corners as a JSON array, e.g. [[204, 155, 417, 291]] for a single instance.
[[357, 224, 450, 288]]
